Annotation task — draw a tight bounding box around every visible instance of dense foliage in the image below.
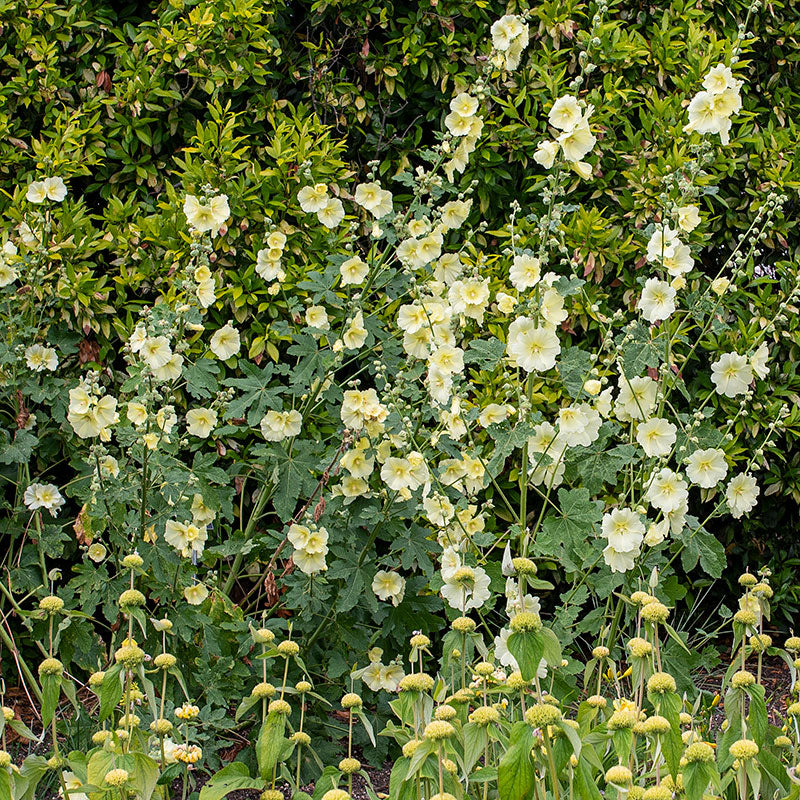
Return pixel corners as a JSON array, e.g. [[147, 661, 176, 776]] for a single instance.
[[1, 1, 800, 798]]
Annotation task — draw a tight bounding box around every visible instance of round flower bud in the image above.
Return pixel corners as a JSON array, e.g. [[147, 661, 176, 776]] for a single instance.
[[475, 661, 495, 677], [252, 682, 276, 699], [153, 653, 177, 670], [426, 704, 453, 726], [398, 673, 434, 693], [88, 671, 105, 687], [268, 699, 292, 715], [105, 768, 130, 787], [1, 707, 13, 722], [321, 789, 352, 800], [448, 688, 473, 704], [631, 591, 655, 606], [402, 740, 421, 758], [506, 671, 528, 691], [341, 693, 363, 709], [640, 602, 669, 624], [150, 718, 173, 736], [39, 596, 64, 614], [92, 730, 112, 745], [786, 702, 800, 717], [592, 646, 610, 659], [47, 756, 65, 770], [429, 794, 457, 800], [749, 634, 772, 652], [608, 709, 637, 730], [118, 589, 146, 609], [525, 703, 561, 728], [729, 738, 759, 760], [424, 720, 455, 741], [785, 636, 800, 653], [679, 712, 693, 726], [451, 649, 461, 659], [684, 742, 715, 763], [409, 634, 431, 648], [122, 554, 144, 569], [114, 645, 145, 668], [451, 616, 476, 633], [509, 612, 542, 633], [38, 658, 64, 676], [252, 628, 275, 644], [115, 729, 129, 742], [643, 787, 672, 800], [0, 751, 10, 768], [295, 680, 312, 693], [511, 557, 537, 576], [442, 758, 457, 774], [586, 695, 607, 709], [277, 640, 299, 657], [774, 735, 792, 748], [752, 582, 773, 598], [733, 609, 757, 626], [627, 637, 652, 658], [732, 670, 755, 689], [647, 672, 677, 695], [738, 573, 758, 587], [628, 788, 645, 800], [261, 791, 284, 800], [642, 715, 671, 736], [605, 765, 632, 786], [469, 706, 500, 726], [119, 713, 140, 728], [338, 757, 361, 774], [291, 731, 311, 746]]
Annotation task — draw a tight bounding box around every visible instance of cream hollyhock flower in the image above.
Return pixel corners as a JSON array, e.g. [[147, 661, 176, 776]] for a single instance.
[[372, 571, 405, 606], [448, 278, 491, 323], [140, 336, 172, 369], [317, 197, 345, 228], [636, 418, 677, 458], [354, 182, 390, 215], [340, 256, 369, 285], [434, 253, 462, 284], [293, 548, 328, 575], [153, 353, 183, 382], [726, 473, 760, 519], [710, 352, 752, 397], [423, 493, 455, 526], [548, 96, 583, 132], [298, 183, 328, 213], [496, 292, 517, 314], [129, 325, 147, 353], [540, 287, 568, 326], [450, 92, 479, 117], [155, 406, 178, 434], [381, 457, 418, 491], [557, 121, 596, 162], [191, 494, 217, 526], [445, 111, 474, 137], [557, 403, 602, 447], [68, 387, 118, 439], [603, 544, 638, 574], [24, 483, 65, 516], [196, 278, 216, 308], [676, 205, 701, 233], [645, 468, 689, 513], [287, 523, 313, 550], [256, 249, 283, 281], [703, 64, 740, 94], [428, 344, 464, 376], [509, 254, 541, 291], [437, 201, 469, 232], [183, 194, 230, 233], [340, 441, 374, 479], [127, 402, 148, 426], [25, 344, 58, 372], [343, 310, 368, 350], [210, 324, 240, 360], [260, 409, 302, 441], [750, 343, 769, 380], [164, 520, 208, 558], [639, 278, 676, 323], [646, 226, 680, 262], [614, 376, 657, 422], [305, 305, 330, 330], [601, 508, 645, 552], [98, 455, 119, 478], [478, 403, 510, 428], [59, 772, 89, 800], [644, 518, 670, 547], [685, 447, 728, 488], [441, 564, 491, 612], [0, 259, 18, 287], [663, 243, 694, 277], [186, 408, 218, 438], [184, 584, 209, 605], [506, 318, 560, 372], [534, 140, 559, 169]]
